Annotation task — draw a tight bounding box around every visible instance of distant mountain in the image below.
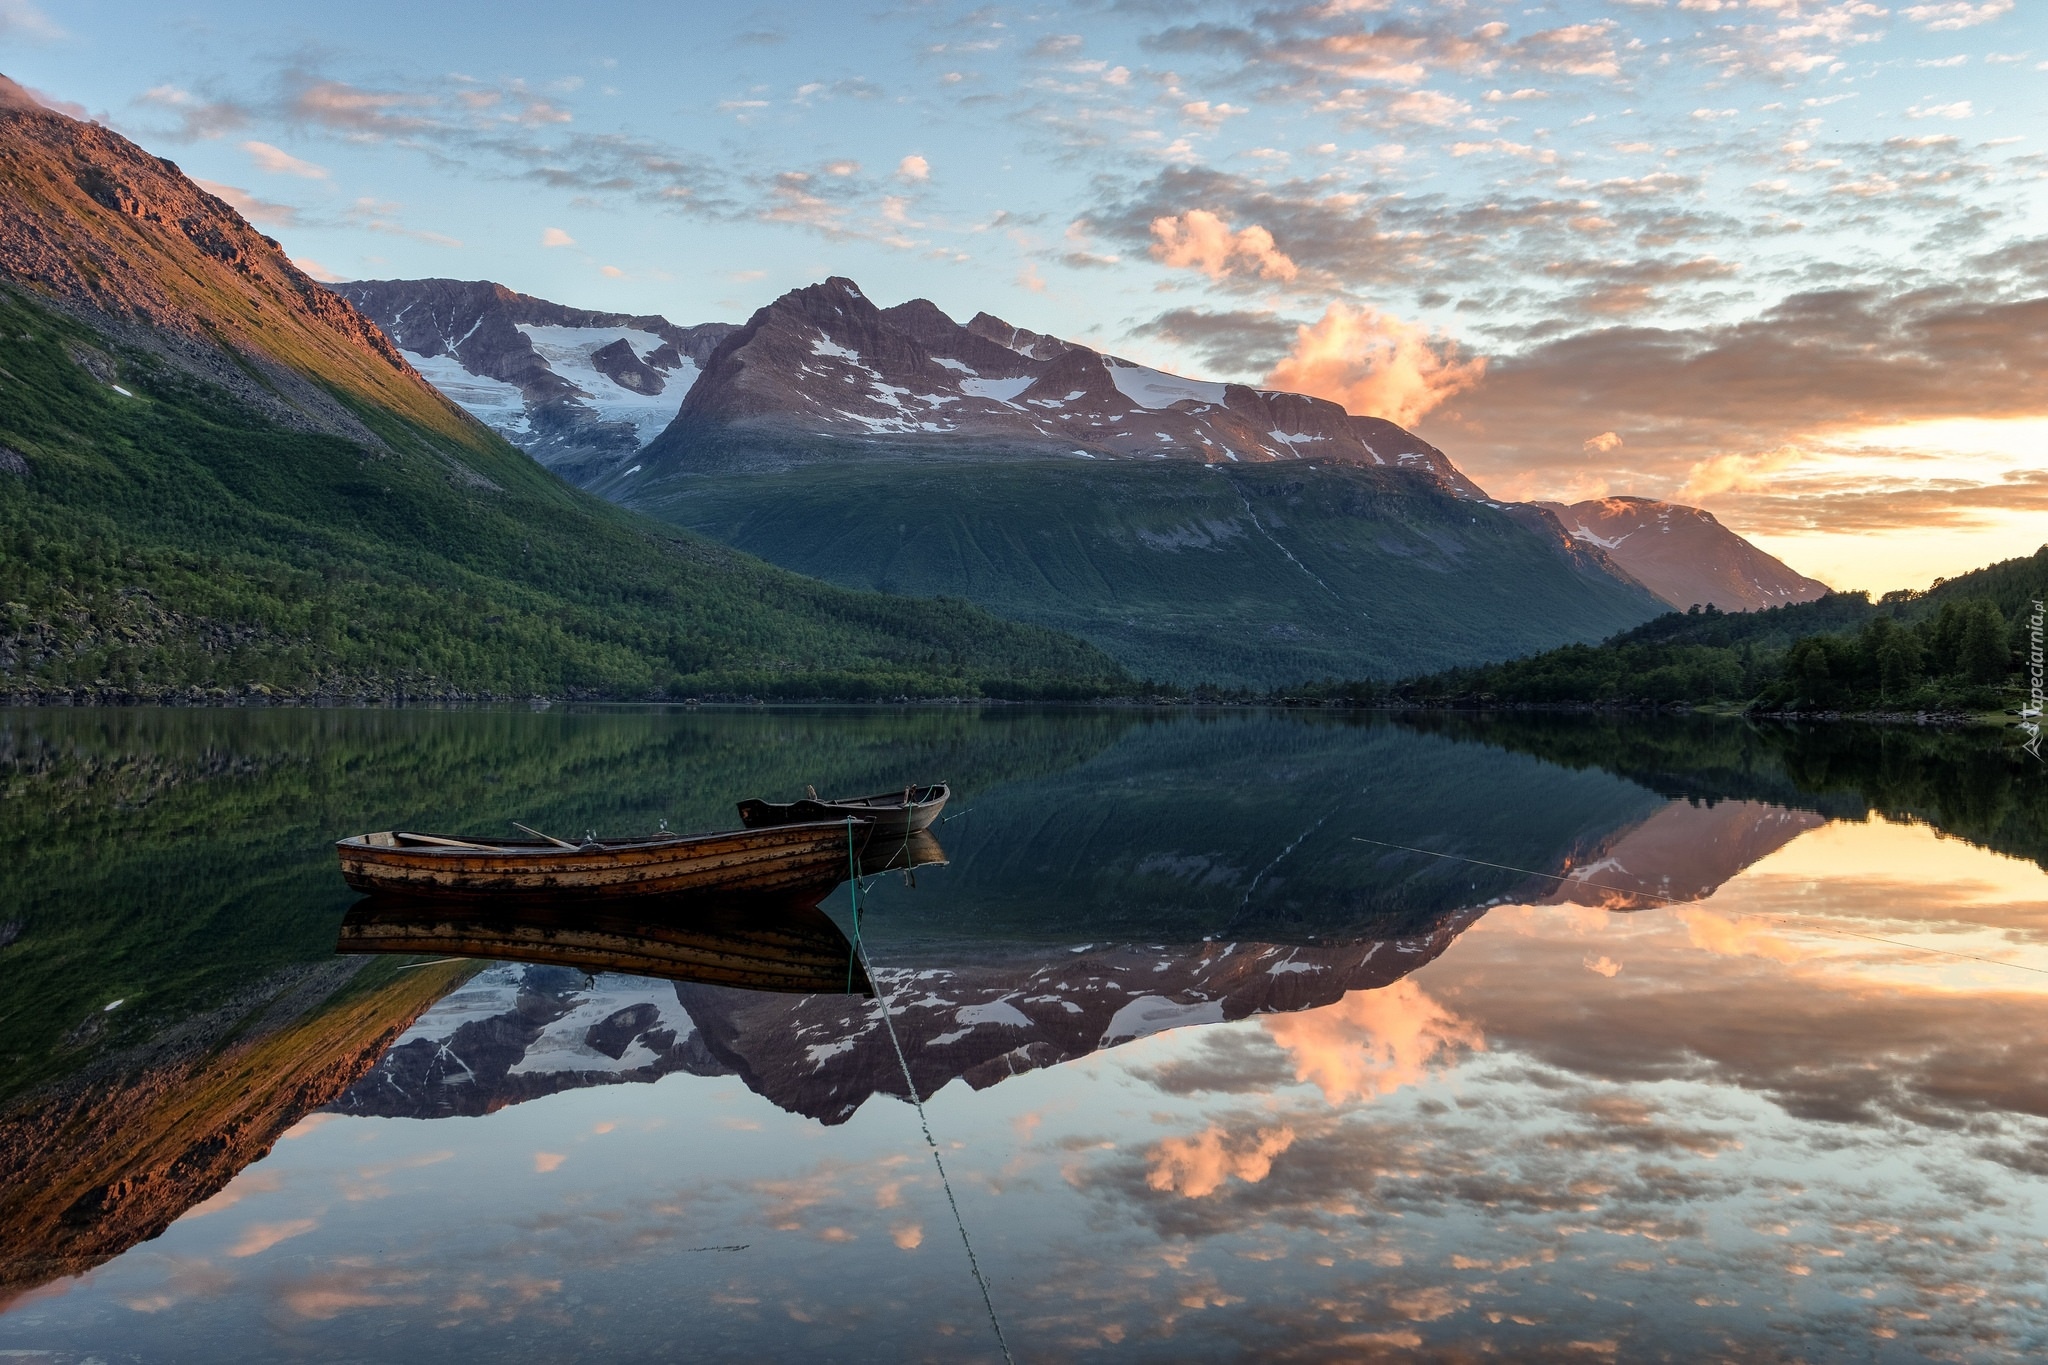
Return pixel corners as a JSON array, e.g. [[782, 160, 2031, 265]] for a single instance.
[[333, 278, 736, 485], [625, 276, 1486, 497], [1538, 496, 1827, 612], [0, 78, 1127, 702]]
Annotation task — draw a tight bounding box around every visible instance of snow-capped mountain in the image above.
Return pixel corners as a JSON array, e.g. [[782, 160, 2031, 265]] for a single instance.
[[333, 278, 736, 484], [632, 277, 1488, 497], [338, 275, 1483, 498], [328, 921, 1478, 1126], [1537, 496, 1829, 611]]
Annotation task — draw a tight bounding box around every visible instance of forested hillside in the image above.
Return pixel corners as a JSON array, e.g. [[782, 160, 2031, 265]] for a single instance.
[[1377, 548, 2046, 714]]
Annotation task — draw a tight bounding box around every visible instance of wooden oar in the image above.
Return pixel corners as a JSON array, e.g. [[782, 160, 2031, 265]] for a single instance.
[[394, 832, 494, 851], [511, 821, 578, 849]]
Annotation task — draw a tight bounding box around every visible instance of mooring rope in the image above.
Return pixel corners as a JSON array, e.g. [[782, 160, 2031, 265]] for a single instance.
[[1353, 835, 2048, 979], [841, 819, 1015, 1363]]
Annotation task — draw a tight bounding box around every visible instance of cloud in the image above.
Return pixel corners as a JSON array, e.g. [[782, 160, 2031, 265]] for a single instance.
[[227, 1218, 319, 1258], [1130, 307, 1301, 374], [346, 197, 462, 247], [135, 84, 249, 140], [1265, 302, 1487, 426], [1262, 981, 1486, 1104], [1419, 281, 2048, 535], [540, 227, 575, 247], [1150, 210, 1298, 282], [193, 178, 299, 229], [896, 154, 929, 181], [1901, 0, 2014, 29], [292, 256, 345, 282], [0, 0, 61, 41], [242, 140, 326, 178], [1145, 1122, 1297, 1198], [533, 1151, 566, 1173], [1583, 431, 1623, 453]]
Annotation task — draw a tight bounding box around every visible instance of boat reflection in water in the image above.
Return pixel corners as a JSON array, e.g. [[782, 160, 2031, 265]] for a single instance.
[[336, 830, 949, 996], [338, 893, 878, 997]]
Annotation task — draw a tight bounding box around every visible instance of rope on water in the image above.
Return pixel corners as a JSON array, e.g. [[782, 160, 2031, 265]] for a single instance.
[[1353, 835, 2048, 979], [840, 826, 1015, 1363]]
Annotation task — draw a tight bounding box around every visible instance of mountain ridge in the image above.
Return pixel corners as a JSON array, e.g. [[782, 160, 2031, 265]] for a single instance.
[[1538, 495, 1828, 612], [0, 79, 1131, 702], [334, 277, 737, 485]]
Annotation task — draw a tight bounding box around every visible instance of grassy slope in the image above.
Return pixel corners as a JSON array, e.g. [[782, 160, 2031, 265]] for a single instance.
[[0, 290, 1129, 699], [626, 457, 1663, 689], [1389, 547, 2048, 711]]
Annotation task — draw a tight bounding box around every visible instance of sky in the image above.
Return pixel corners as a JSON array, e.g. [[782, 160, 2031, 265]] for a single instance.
[[4, 0, 2045, 591]]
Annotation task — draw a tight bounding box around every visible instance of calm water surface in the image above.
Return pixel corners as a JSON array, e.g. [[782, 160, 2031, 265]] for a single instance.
[[3, 706, 2046, 1361]]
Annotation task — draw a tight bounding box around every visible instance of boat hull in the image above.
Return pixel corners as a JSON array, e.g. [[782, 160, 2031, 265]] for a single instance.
[[738, 784, 949, 839], [335, 820, 868, 904]]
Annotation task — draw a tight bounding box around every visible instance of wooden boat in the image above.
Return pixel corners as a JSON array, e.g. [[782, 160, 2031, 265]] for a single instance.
[[337, 895, 872, 995], [334, 820, 871, 904], [738, 783, 950, 838]]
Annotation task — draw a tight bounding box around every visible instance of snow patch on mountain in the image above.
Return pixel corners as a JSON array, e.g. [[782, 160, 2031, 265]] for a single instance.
[[959, 375, 1034, 402], [407, 351, 526, 429], [515, 324, 698, 441], [1108, 360, 1228, 410]]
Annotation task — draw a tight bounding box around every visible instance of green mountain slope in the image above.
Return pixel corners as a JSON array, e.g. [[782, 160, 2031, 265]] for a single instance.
[[0, 85, 1126, 700], [628, 457, 1665, 688]]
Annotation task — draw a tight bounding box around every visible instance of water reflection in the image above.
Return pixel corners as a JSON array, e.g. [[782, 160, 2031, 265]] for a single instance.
[[3, 706, 2046, 1359], [339, 895, 879, 998]]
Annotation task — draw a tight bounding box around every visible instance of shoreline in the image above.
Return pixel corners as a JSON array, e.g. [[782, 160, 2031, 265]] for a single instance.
[[0, 685, 2013, 732]]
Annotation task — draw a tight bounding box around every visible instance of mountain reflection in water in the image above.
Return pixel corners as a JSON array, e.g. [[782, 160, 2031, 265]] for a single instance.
[[3, 707, 2046, 1360]]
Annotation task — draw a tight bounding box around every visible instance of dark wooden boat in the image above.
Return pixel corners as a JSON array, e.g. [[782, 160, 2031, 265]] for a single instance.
[[334, 820, 871, 904], [738, 783, 950, 838], [337, 894, 872, 995], [338, 896, 871, 994]]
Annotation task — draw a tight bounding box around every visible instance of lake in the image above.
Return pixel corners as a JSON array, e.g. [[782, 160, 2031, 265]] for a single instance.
[[3, 705, 2046, 1361]]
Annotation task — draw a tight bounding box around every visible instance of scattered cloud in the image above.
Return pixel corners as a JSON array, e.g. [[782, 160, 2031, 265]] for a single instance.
[[1266, 302, 1487, 425], [292, 256, 344, 282], [0, 0, 62, 42], [896, 154, 929, 181], [1150, 209, 1298, 282], [1901, 0, 2014, 29], [227, 1218, 319, 1258], [242, 140, 327, 179], [540, 226, 575, 247], [135, 84, 249, 140], [194, 178, 299, 229]]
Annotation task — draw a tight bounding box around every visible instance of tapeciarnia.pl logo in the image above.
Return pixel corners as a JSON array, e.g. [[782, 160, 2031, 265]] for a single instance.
[[2023, 599, 2045, 761]]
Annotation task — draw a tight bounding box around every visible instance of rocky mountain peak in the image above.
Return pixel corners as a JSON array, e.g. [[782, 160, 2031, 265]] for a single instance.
[[1537, 495, 1828, 611], [334, 276, 738, 484], [644, 275, 1497, 494]]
